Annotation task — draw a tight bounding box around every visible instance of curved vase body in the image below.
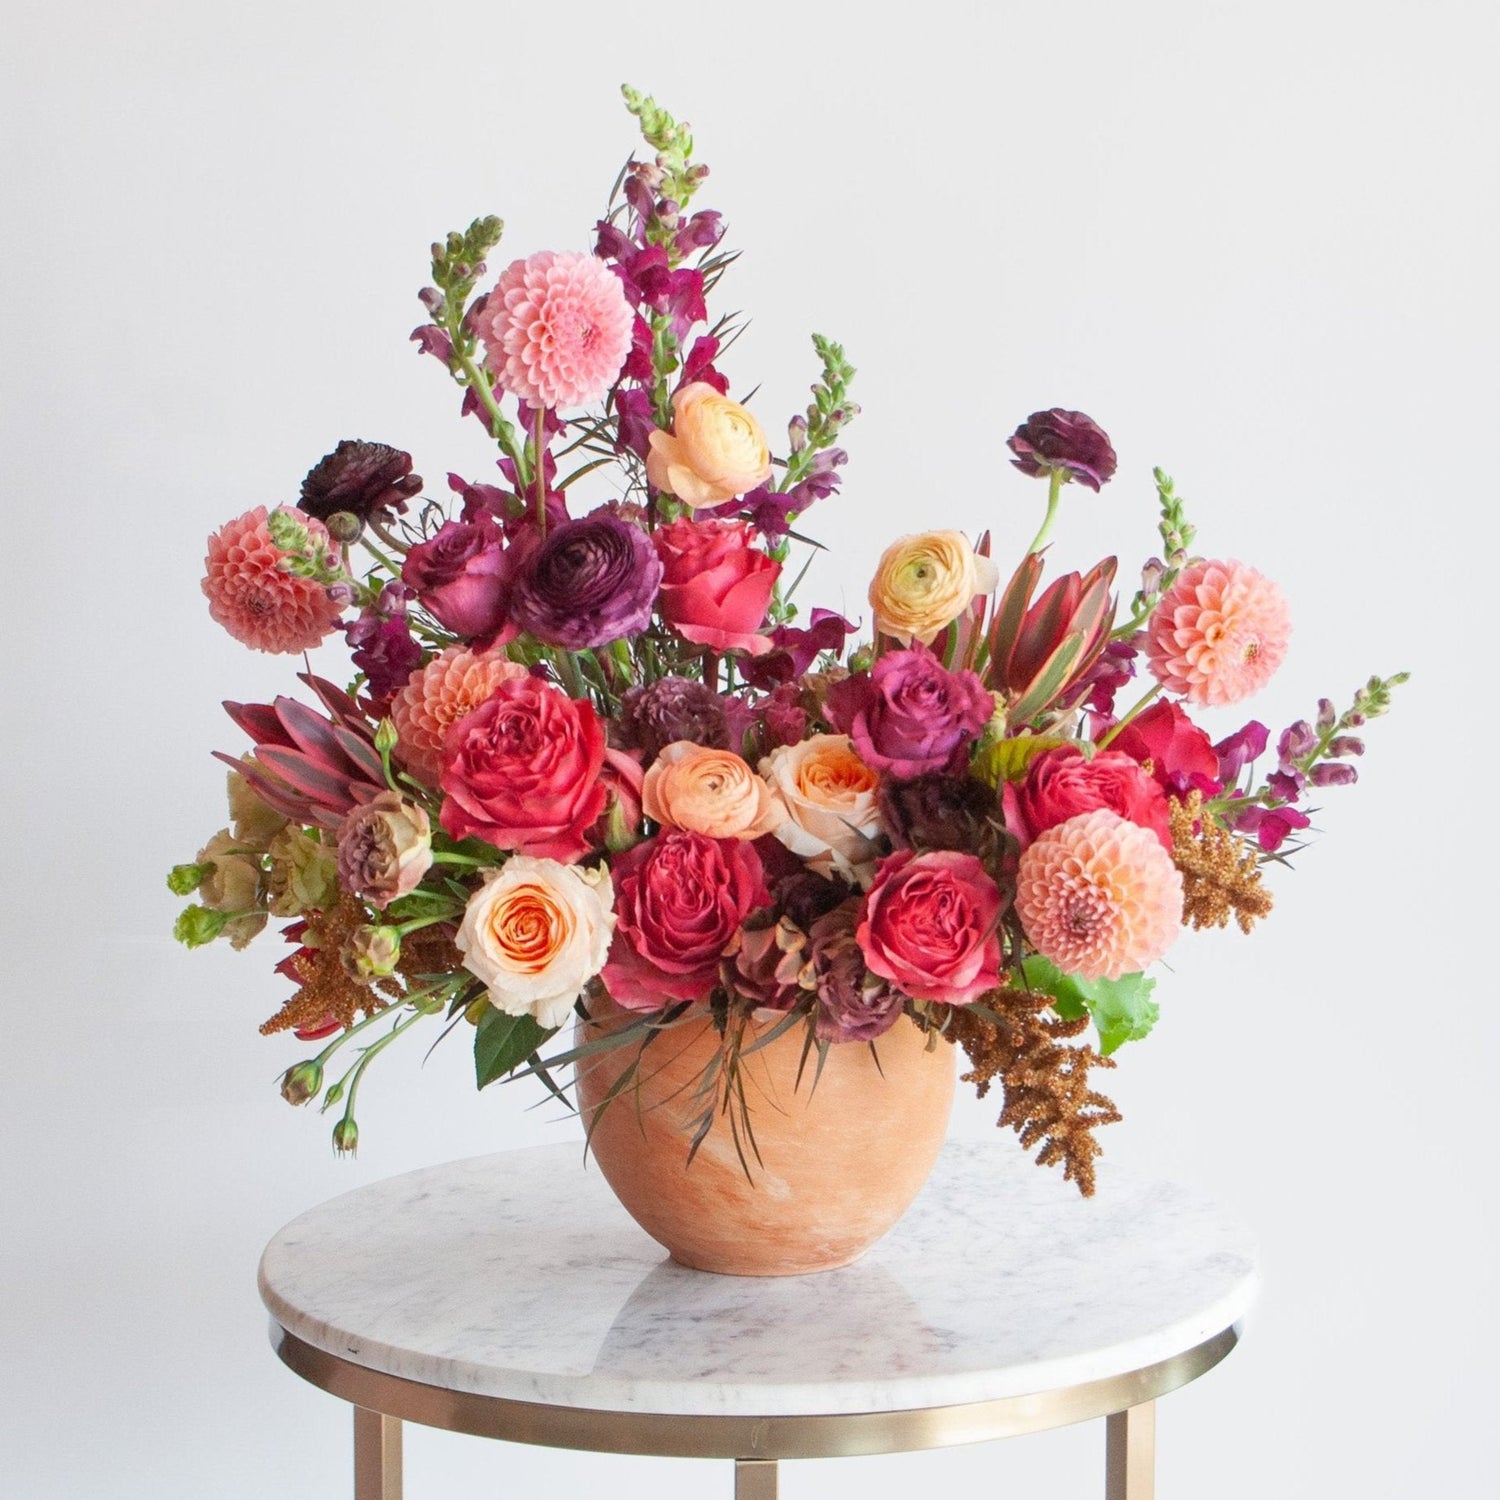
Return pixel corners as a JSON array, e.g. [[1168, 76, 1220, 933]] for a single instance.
[[575, 997, 956, 1276]]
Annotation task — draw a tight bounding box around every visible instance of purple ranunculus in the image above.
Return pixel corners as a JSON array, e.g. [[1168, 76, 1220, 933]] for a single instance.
[[299, 439, 423, 525], [507, 508, 662, 650], [616, 676, 731, 763], [825, 647, 992, 780], [1006, 409, 1118, 491], [402, 518, 508, 638], [809, 903, 903, 1043]]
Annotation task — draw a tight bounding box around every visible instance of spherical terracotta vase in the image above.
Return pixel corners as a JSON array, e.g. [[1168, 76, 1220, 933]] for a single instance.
[[575, 995, 956, 1276]]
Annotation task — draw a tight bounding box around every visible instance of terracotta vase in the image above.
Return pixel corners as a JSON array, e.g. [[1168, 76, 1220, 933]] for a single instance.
[[575, 995, 956, 1276]]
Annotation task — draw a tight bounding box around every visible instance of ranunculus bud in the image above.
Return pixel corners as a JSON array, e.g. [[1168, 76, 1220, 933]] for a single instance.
[[299, 439, 423, 525], [1006, 409, 1117, 491], [341, 925, 402, 983], [280, 1060, 324, 1106]]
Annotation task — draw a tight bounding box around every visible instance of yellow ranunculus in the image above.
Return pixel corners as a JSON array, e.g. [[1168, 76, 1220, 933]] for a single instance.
[[645, 382, 773, 507], [868, 531, 1000, 646]]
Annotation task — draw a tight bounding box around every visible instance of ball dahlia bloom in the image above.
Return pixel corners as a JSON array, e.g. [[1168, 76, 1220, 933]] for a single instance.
[[479, 250, 633, 410], [1015, 809, 1183, 980], [1145, 559, 1291, 707], [202, 505, 343, 654], [390, 644, 529, 787]]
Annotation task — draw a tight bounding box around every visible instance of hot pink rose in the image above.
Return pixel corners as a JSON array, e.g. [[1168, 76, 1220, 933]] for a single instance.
[[1106, 700, 1222, 799], [1004, 744, 1172, 852], [857, 849, 1003, 1006], [402, 518, 508, 638], [603, 829, 770, 1007], [653, 517, 780, 656], [439, 678, 607, 863]]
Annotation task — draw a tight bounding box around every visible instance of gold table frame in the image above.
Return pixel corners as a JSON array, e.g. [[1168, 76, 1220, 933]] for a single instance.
[[271, 1318, 1240, 1499]]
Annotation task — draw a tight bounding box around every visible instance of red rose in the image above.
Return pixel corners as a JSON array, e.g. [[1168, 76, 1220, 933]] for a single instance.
[[1003, 744, 1172, 852], [603, 829, 770, 1006], [402, 518, 509, 639], [1106, 700, 1223, 799], [857, 849, 1003, 1006], [439, 677, 606, 862], [653, 517, 780, 656]]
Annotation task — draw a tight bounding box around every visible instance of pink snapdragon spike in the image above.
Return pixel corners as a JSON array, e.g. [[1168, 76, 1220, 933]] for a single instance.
[[986, 553, 1117, 726]]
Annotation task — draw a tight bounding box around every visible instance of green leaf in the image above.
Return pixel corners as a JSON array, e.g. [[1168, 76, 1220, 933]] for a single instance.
[[473, 1008, 552, 1089], [1017, 956, 1159, 1055]]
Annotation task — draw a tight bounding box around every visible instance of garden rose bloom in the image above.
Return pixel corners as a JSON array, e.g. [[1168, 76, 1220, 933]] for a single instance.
[[642, 741, 785, 840], [1145, 559, 1291, 707], [1106, 700, 1222, 798], [654, 517, 780, 656], [479, 250, 633, 410], [645, 382, 774, 507], [336, 792, 434, 908], [508, 509, 662, 649], [826, 647, 993, 779], [857, 850, 1003, 1006], [440, 677, 607, 863], [868, 531, 1000, 646], [603, 830, 770, 1006], [456, 857, 615, 1029], [402, 519, 509, 638], [1006, 409, 1118, 490], [760, 735, 886, 887], [1004, 745, 1172, 852], [1015, 809, 1183, 981], [202, 506, 344, 654], [390, 644, 530, 787]]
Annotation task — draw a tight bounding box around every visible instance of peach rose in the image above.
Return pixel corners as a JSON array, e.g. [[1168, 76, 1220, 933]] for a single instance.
[[642, 741, 786, 840], [456, 857, 616, 1029], [759, 734, 886, 887], [868, 530, 1000, 646], [645, 382, 773, 508]]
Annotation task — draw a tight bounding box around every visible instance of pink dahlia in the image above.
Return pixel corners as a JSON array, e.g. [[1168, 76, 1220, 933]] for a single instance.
[[389, 644, 529, 787], [1015, 809, 1183, 981], [202, 506, 343, 654], [1145, 559, 1290, 707], [478, 250, 633, 410]]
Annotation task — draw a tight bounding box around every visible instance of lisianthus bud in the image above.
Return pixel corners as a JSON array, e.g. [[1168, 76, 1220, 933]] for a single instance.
[[341, 925, 401, 982], [280, 1060, 324, 1106], [331, 1117, 360, 1155]]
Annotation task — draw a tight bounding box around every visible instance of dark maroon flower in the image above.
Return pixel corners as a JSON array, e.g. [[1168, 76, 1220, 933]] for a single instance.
[[508, 508, 662, 649], [299, 440, 423, 524], [346, 613, 423, 703], [879, 773, 997, 855], [1007, 409, 1117, 491], [759, 683, 808, 752], [809, 903, 902, 1043], [616, 676, 732, 763], [723, 911, 806, 1011], [402, 518, 508, 638], [739, 609, 856, 690]]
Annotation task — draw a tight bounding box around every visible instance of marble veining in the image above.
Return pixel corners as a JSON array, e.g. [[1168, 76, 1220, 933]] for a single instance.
[[258, 1140, 1258, 1417]]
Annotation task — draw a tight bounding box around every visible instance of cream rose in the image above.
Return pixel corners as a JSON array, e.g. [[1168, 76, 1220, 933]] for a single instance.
[[759, 734, 886, 887], [868, 530, 1000, 646], [645, 382, 773, 508], [456, 857, 616, 1029], [642, 741, 786, 840]]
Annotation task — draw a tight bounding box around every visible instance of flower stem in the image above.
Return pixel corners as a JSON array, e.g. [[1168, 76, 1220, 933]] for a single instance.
[[1095, 683, 1163, 750], [1026, 469, 1067, 556], [534, 407, 549, 539]]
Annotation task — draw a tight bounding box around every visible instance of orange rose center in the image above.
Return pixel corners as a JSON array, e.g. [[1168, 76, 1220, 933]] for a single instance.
[[489, 885, 570, 973], [797, 746, 879, 804]]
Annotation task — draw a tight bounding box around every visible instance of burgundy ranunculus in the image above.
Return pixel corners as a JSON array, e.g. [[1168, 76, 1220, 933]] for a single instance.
[[809, 902, 902, 1042], [1003, 744, 1173, 852], [826, 647, 992, 780], [602, 830, 769, 1006], [508, 508, 662, 649], [1107, 700, 1223, 799], [653, 517, 780, 656], [299, 439, 423, 525], [879, 773, 997, 855], [616, 676, 731, 763], [1006, 408, 1117, 491], [402, 519, 509, 638]]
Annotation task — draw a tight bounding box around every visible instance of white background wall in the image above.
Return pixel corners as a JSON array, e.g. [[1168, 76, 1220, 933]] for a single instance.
[[3, 1, 1495, 1495]]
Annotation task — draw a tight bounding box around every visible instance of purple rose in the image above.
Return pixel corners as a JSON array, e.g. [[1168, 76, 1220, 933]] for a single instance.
[[402, 519, 508, 638], [809, 903, 903, 1043], [826, 647, 992, 780], [508, 508, 662, 649], [1007, 409, 1118, 491]]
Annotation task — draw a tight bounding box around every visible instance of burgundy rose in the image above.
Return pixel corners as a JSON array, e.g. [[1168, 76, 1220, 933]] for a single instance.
[[616, 676, 731, 763], [1006, 409, 1117, 491], [826, 647, 992, 779], [439, 677, 607, 863], [809, 903, 903, 1042], [857, 850, 1003, 1006], [299, 439, 422, 525], [653, 517, 781, 656], [1004, 744, 1173, 852], [603, 829, 770, 1007], [1106, 700, 1223, 799], [402, 519, 509, 638], [508, 508, 662, 649]]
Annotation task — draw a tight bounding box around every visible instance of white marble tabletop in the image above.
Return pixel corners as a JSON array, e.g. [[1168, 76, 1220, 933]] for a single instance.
[[258, 1139, 1258, 1418]]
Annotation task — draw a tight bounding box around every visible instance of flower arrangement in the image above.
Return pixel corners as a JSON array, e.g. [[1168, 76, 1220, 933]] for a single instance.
[[171, 87, 1403, 1196]]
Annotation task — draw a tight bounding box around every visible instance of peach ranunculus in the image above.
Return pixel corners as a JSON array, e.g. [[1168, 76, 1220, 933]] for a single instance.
[[868, 530, 1000, 646], [455, 857, 616, 1029], [641, 741, 786, 840], [759, 734, 886, 887], [645, 382, 774, 508]]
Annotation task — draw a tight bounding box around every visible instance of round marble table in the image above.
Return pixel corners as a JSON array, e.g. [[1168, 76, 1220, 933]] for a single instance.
[[259, 1139, 1257, 1499]]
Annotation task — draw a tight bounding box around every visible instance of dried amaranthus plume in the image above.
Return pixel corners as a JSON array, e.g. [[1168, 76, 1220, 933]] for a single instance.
[[1169, 790, 1274, 933], [946, 991, 1120, 1197]]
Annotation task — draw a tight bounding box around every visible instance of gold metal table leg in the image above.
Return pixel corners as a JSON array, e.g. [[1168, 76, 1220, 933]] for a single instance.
[[735, 1457, 779, 1499], [354, 1406, 403, 1500], [1105, 1401, 1155, 1500]]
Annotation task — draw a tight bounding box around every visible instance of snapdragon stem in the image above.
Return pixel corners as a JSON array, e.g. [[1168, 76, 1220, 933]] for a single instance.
[[1095, 683, 1163, 750], [534, 407, 548, 538], [1025, 469, 1067, 556]]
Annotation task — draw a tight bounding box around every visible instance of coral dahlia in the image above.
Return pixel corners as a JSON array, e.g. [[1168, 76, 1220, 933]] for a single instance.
[[1146, 559, 1290, 707], [479, 250, 633, 410], [1015, 809, 1183, 980], [202, 506, 343, 654], [389, 644, 529, 786]]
